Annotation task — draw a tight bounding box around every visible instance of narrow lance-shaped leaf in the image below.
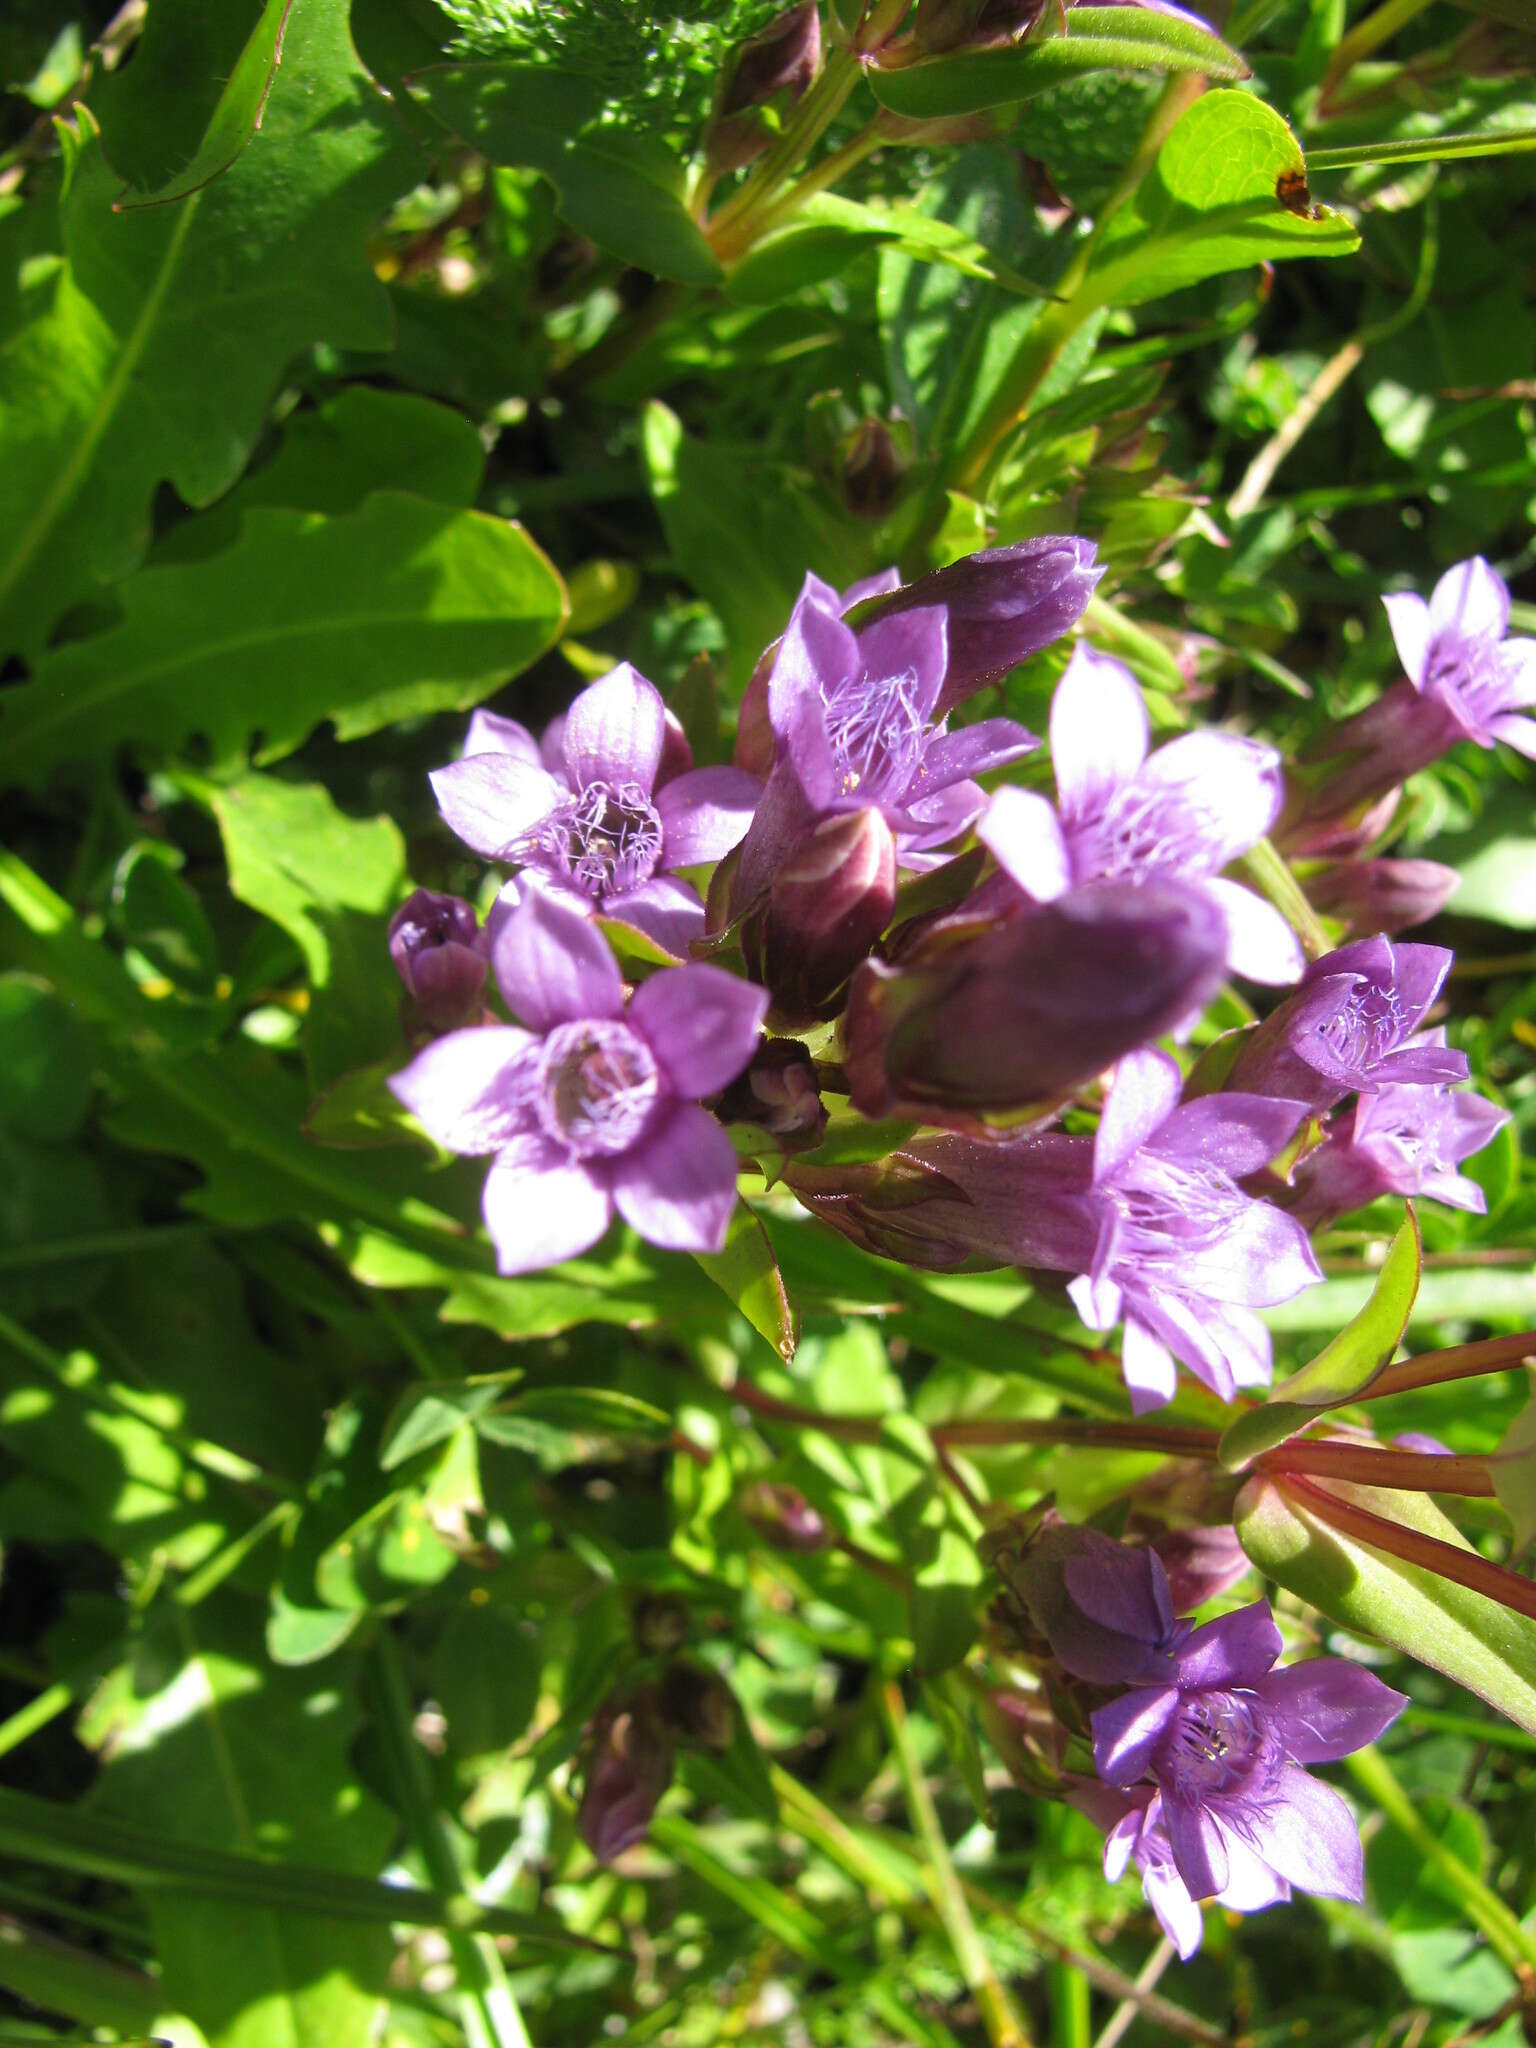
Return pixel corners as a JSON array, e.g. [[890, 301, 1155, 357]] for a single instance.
[[1219, 1208, 1421, 1469], [693, 1201, 799, 1363], [114, 0, 294, 210]]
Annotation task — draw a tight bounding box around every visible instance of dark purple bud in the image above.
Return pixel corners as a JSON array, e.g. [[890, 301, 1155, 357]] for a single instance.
[[707, 4, 821, 173], [843, 876, 1228, 1120], [632, 1593, 691, 1655], [1305, 858, 1459, 937], [1280, 786, 1400, 861], [843, 419, 908, 517], [388, 888, 488, 1031], [784, 1147, 1014, 1270], [910, 0, 1043, 52], [983, 1513, 1183, 1686], [1150, 1526, 1252, 1614], [577, 1688, 675, 1864], [744, 807, 897, 1025], [739, 1478, 828, 1552], [850, 538, 1102, 716], [716, 1040, 828, 1152], [659, 1662, 737, 1751]]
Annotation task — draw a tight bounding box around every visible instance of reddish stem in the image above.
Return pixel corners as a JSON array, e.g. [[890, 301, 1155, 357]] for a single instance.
[[1360, 1331, 1536, 1402], [729, 1377, 885, 1443], [931, 1417, 1218, 1458], [1262, 1439, 1496, 1497], [1283, 1476, 1536, 1623]]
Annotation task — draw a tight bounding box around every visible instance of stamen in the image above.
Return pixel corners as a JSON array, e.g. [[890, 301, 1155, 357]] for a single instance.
[[821, 665, 931, 804], [517, 781, 664, 900], [537, 1020, 659, 1159]]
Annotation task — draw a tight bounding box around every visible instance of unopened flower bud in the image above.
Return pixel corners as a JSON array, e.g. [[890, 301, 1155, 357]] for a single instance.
[[577, 1687, 675, 1863], [739, 1478, 828, 1552], [388, 888, 488, 1031], [707, 4, 821, 174], [633, 1593, 690, 1655], [842, 419, 907, 517], [744, 807, 897, 1025], [1149, 1526, 1251, 1614], [1305, 857, 1459, 936], [716, 1041, 828, 1152], [660, 1662, 737, 1751], [984, 1515, 1182, 1685], [910, 0, 1043, 52]]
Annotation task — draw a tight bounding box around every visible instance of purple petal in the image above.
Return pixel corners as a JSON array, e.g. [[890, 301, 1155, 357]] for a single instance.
[[1152, 1092, 1310, 1177], [1213, 1824, 1291, 1912], [492, 887, 623, 1031], [1050, 645, 1149, 819], [1382, 592, 1431, 689], [1164, 1799, 1230, 1901], [1428, 555, 1509, 643], [629, 964, 768, 1099], [1096, 1049, 1183, 1181], [464, 708, 544, 765], [1123, 1317, 1179, 1413], [1373, 1041, 1471, 1088], [603, 876, 706, 958], [768, 577, 859, 743], [1174, 1601, 1281, 1689], [483, 1131, 614, 1273], [1240, 1765, 1363, 1901], [1252, 1660, 1407, 1763], [540, 712, 567, 775], [920, 718, 1040, 788], [656, 765, 763, 868], [605, 1100, 740, 1252], [842, 567, 902, 607], [1064, 1543, 1175, 1644], [1181, 1196, 1323, 1308], [388, 1026, 536, 1154], [978, 786, 1071, 902], [1490, 712, 1536, 759], [1092, 1686, 1180, 1786], [1205, 879, 1305, 985], [562, 663, 668, 796], [1137, 733, 1285, 869], [855, 605, 949, 723], [899, 779, 988, 855], [1143, 1857, 1207, 1958], [731, 764, 821, 915], [430, 756, 562, 859]]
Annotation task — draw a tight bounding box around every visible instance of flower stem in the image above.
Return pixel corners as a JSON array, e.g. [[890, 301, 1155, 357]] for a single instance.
[[706, 45, 863, 251], [1358, 1330, 1536, 1402], [1238, 837, 1335, 961], [1259, 1439, 1496, 1497]]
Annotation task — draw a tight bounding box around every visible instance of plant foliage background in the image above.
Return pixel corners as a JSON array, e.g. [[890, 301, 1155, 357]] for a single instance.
[[1, 0, 1535, 2044]]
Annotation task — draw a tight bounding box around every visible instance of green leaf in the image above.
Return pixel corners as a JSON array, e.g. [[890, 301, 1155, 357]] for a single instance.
[[0, 493, 567, 789], [921, 1672, 993, 1827], [0, 0, 421, 656], [111, 843, 219, 995], [1219, 1209, 1421, 1469], [1236, 1476, 1536, 1735], [407, 62, 723, 284], [0, 973, 95, 1141], [1368, 1793, 1492, 1932], [114, 0, 293, 210], [380, 1382, 509, 1470], [479, 1385, 672, 1467], [725, 192, 1054, 308], [693, 1202, 798, 1363], [80, 1599, 394, 2048], [866, 8, 1247, 121], [1081, 90, 1360, 309], [1492, 1372, 1536, 1550]]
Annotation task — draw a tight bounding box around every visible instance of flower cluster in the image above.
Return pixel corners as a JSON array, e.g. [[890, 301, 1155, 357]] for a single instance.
[[996, 1523, 1406, 1958], [387, 540, 1507, 1397]]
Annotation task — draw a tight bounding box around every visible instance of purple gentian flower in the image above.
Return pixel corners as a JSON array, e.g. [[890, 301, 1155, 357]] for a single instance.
[[429, 664, 762, 956], [388, 890, 767, 1272], [1091, 1599, 1405, 1915], [979, 646, 1304, 984], [1284, 1055, 1509, 1228], [1385, 555, 1536, 759], [731, 572, 1040, 908], [1064, 1050, 1321, 1411], [1084, 1785, 1290, 1959], [388, 888, 488, 1031], [1225, 935, 1468, 1115]]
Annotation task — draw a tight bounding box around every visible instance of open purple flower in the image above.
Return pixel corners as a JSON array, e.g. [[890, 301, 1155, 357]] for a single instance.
[[730, 571, 1039, 909], [979, 646, 1303, 984], [1226, 935, 1467, 1115], [1385, 555, 1536, 759], [1063, 1050, 1321, 1411], [1091, 1600, 1405, 1916], [388, 890, 767, 1272], [430, 665, 762, 956], [1085, 1785, 1290, 1959], [1284, 1056, 1509, 1228]]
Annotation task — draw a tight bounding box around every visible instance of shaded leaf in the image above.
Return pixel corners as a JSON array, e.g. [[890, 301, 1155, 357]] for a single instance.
[[693, 1201, 798, 1363]]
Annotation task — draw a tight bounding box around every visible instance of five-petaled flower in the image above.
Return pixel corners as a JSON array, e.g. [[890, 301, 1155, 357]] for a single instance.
[[389, 889, 767, 1272]]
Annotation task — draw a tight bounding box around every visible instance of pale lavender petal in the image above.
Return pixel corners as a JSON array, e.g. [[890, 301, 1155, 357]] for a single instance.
[[629, 964, 768, 1099], [1373, 1041, 1470, 1087], [388, 1026, 536, 1154], [1213, 1825, 1290, 1912], [768, 577, 858, 742], [1251, 1661, 1407, 1762], [603, 876, 705, 958], [1207, 1304, 1275, 1391], [920, 717, 1040, 787], [1050, 645, 1149, 819], [1092, 1686, 1181, 1786], [856, 604, 949, 722], [1428, 555, 1509, 643], [1165, 1799, 1229, 1901], [842, 567, 902, 607], [1153, 1092, 1309, 1176], [605, 1100, 740, 1252], [1096, 1049, 1183, 1181], [899, 779, 988, 854], [1205, 878, 1306, 985], [464, 709, 543, 765], [540, 712, 567, 775], [1181, 1197, 1323, 1307], [1382, 592, 1432, 688], [430, 756, 562, 858], [1123, 1317, 1179, 1413], [1174, 1600, 1281, 1689], [1137, 733, 1286, 869], [656, 765, 763, 867], [1143, 1859, 1206, 1958], [978, 786, 1071, 902], [1136, 1290, 1239, 1403], [1104, 1807, 1142, 1884], [492, 887, 623, 1030], [1069, 1269, 1123, 1334], [1490, 713, 1536, 759], [483, 1131, 614, 1273], [562, 663, 669, 796], [1240, 1766, 1363, 1901]]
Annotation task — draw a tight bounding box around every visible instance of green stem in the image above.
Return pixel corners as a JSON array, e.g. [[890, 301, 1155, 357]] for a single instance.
[[1049, 1961, 1091, 2048], [0, 1683, 73, 1765], [1239, 837, 1334, 961], [1346, 1745, 1536, 1979], [1400, 1705, 1536, 1754], [370, 1632, 534, 2048], [720, 119, 885, 254], [706, 45, 863, 249], [882, 1682, 1033, 2048], [1318, 0, 1437, 109]]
